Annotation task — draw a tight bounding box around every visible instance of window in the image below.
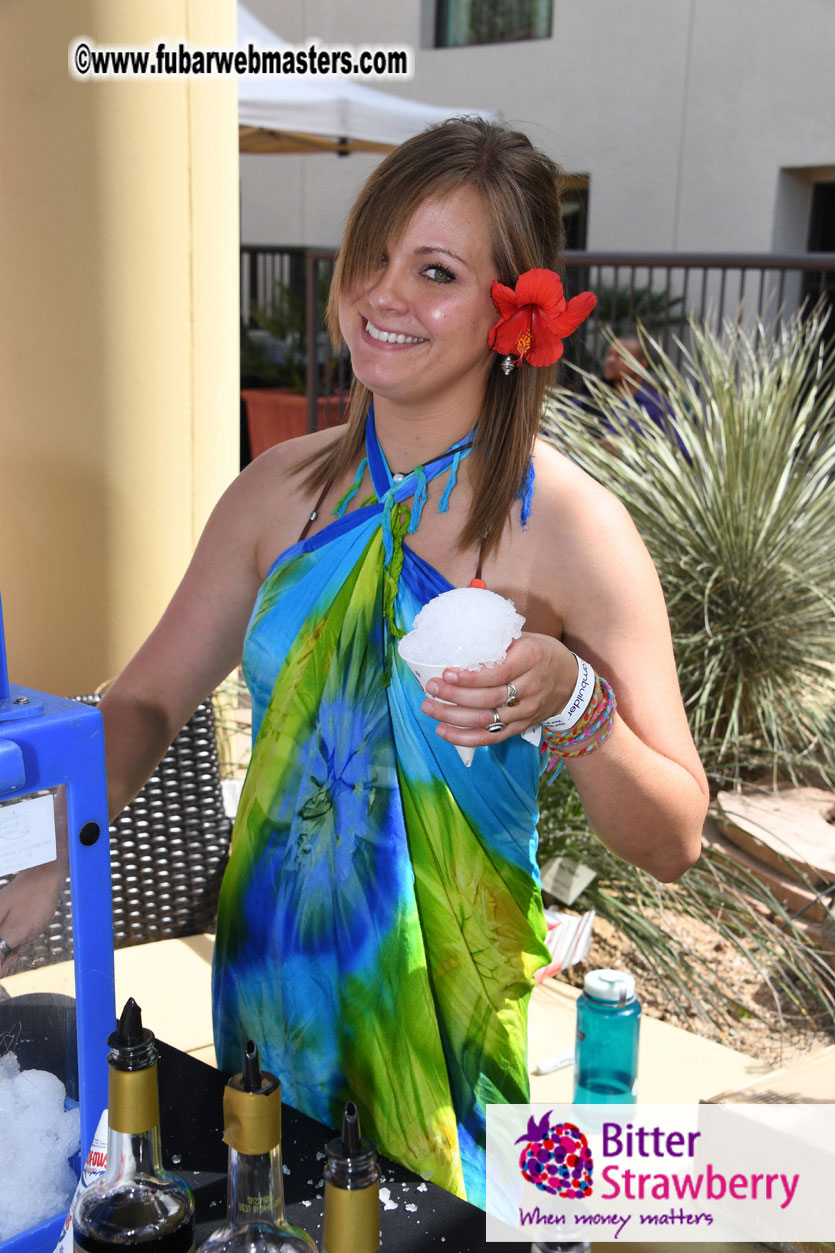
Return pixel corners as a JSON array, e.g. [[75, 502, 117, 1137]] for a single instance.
[[559, 175, 589, 253], [435, 0, 552, 48], [804, 181, 835, 334], [808, 182, 835, 253]]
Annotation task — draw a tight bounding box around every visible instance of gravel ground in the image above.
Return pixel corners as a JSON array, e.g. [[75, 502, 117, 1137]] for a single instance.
[[560, 910, 835, 1071]]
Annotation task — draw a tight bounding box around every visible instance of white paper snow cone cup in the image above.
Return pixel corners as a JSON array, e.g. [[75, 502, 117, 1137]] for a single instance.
[[400, 657, 477, 768]]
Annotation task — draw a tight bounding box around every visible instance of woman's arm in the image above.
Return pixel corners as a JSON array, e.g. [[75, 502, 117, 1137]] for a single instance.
[[101, 429, 339, 818], [0, 789, 69, 974], [419, 448, 708, 882], [0, 443, 308, 964], [98, 464, 268, 818]]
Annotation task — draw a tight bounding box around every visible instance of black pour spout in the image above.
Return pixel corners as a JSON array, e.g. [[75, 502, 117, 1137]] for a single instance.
[[107, 997, 157, 1070], [340, 1100, 362, 1157], [241, 1039, 263, 1092]]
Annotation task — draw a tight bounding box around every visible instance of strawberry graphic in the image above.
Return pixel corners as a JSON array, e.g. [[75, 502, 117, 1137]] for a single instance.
[[516, 1115, 593, 1198], [514, 1111, 554, 1145]]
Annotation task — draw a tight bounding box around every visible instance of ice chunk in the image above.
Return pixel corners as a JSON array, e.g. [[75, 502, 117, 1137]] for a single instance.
[[399, 587, 524, 670], [16, 1067, 67, 1119], [0, 1052, 80, 1241], [0, 1052, 20, 1081]]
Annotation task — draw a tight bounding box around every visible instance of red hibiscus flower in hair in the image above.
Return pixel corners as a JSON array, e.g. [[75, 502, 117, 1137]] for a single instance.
[[488, 269, 596, 368]]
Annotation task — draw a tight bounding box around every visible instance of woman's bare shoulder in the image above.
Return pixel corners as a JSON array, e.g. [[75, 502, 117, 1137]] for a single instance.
[[242, 426, 344, 488], [529, 436, 637, 545], [522, 437, 666, 621], [226, 427, 343, 512], [218, 426, 346, 575]]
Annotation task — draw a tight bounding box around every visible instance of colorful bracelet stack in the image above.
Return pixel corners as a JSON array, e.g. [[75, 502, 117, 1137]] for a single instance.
[[541, 673, 617, 776]]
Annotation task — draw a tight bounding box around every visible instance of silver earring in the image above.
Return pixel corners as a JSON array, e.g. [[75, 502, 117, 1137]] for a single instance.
[[501, 355, 515, 376]]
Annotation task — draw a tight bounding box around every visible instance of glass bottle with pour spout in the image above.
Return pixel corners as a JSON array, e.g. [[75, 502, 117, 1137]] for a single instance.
[[73, 998, 195, 1253], [197, 1040, 317, 1253], [321, 1102, 380, 1253]]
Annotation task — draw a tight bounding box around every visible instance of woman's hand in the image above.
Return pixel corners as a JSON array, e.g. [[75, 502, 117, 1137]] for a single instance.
[[420, 632, 577, 745], [0, 861, 65, 975]]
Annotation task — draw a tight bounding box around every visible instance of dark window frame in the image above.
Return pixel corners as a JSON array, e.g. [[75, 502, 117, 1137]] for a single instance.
[[559, 177, 590, 253], [434, 0, 553, 48]]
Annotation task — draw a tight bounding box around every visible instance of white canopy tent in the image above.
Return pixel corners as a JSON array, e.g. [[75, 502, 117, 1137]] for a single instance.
[[237, 4, 498, 155]]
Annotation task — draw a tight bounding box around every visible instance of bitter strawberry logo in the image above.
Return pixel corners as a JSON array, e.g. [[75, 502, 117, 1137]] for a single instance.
[[515, 1112, 593, 1198]]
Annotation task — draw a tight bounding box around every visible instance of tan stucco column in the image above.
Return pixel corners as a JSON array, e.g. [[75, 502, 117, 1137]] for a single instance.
[[0, 0, 239, 694]]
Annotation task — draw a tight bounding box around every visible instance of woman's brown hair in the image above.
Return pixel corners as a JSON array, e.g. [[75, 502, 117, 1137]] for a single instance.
[[302, 116, 565, 557]]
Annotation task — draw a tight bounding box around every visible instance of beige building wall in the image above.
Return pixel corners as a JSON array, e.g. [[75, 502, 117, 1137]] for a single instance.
[[0, 0, 239, 695], [241, 0, 835, 257]]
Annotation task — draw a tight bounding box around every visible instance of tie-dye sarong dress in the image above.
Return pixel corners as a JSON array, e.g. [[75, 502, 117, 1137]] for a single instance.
[[212, 413, 549, 1206]]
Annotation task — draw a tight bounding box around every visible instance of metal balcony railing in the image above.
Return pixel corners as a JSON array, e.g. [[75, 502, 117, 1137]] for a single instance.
[[241, 245, 835, 432]]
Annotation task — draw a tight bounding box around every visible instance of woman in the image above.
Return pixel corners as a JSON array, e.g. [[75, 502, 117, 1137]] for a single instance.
[[0, 119, 707, 1206]]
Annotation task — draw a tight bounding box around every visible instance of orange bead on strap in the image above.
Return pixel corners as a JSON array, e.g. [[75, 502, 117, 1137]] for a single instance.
[[469, 578, 486, 589]]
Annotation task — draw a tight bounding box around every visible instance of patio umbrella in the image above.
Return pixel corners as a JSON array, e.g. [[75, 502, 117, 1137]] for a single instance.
[[237, 4, 499, 155]]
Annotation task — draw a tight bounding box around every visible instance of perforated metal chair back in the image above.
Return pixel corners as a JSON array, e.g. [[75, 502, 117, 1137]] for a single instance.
[[2, 698, 232, 972]]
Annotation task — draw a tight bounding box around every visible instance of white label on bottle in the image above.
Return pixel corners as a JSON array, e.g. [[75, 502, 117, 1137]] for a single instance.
[[53, 1109, 109, 1253], [0, 792, 57, 875]]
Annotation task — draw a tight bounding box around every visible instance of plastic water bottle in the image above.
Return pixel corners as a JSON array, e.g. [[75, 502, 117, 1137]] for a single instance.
[[573, 968, 640, 1103]]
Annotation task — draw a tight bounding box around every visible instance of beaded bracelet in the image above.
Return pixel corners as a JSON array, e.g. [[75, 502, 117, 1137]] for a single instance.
[[544, 673, 607, 747], [543, 675, 615, 751], [541, 675, 616, 776]]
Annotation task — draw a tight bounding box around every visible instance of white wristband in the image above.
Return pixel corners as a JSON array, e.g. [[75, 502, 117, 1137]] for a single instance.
[[542, 654, 595, 732]]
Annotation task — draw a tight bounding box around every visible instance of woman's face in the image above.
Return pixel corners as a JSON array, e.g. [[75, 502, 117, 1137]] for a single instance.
[[338, 185, 499, 415]]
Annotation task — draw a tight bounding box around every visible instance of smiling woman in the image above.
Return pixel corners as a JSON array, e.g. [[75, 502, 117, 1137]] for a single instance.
[[315, 118, 570, 560], [0, 118, 709, 1212], [336, 186, 498, 420]]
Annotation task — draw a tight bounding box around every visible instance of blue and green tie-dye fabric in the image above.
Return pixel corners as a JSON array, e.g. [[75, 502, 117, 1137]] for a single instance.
[[212, 413, 549, 1206]]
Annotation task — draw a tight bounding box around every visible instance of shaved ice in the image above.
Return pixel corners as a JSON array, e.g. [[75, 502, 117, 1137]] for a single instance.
[[398, 587, 526, 768], [0, 1051, 80, 1240], [398, 587, 525, 670]]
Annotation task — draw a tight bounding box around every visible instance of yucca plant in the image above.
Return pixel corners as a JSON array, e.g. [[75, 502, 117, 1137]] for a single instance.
[[538, 309, 835, 1036], [542, 307, 835, 790], [537, 769, 835, 1035]]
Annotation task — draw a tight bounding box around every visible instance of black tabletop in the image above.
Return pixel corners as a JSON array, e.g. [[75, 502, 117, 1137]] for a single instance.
[[156, 1040, 524, 1252]]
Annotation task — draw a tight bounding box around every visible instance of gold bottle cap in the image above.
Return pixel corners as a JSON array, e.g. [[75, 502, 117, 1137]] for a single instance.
[[109, 1063, 160, 1134], [322, 1180, 380, 1253], [107, 998, 161, 1134], [321, 1101, 381, 1253], [223, 1041, 282, 1156]]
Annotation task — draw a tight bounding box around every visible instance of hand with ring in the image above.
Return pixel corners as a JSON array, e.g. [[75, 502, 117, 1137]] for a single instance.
[[0, 860, 67, 976], [0, 930, 18, 976], [419, 632, 580, 748]]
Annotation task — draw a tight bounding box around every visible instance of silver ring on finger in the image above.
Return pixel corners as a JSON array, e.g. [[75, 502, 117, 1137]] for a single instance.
[[504, 682, 519, 708], [486, 708, 504, 734], [0, 938, 14, 959]]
